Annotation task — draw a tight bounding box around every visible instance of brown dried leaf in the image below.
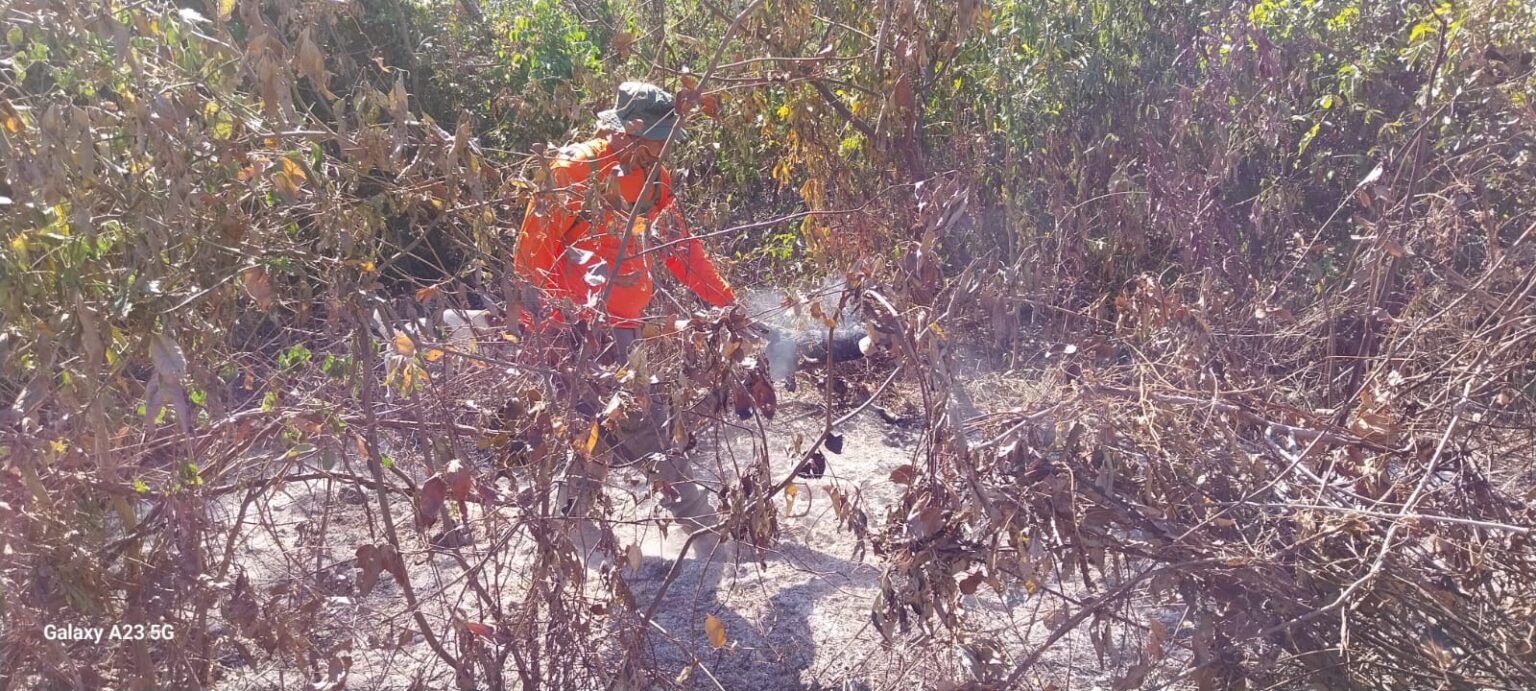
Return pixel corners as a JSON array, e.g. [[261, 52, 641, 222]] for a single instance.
[[272, 171, 300, 201], [958, 571, 984, 596], [731, 379, 753, 419], [242, 267, 274, 311], [443, 459, 472, 501], [356, 544, 382, 595], [612, 31, 635, 60], [225, 572, 260, 631], [748, 372, 777, 419], [418, 476, 447, 529], [379, 544, 408, 588], [889, 464, 916, 486], [1148, 619, 1168, 659], [907, 504, 943, 541], [296, 29, 336, 99], [699, 93, 721, 119]]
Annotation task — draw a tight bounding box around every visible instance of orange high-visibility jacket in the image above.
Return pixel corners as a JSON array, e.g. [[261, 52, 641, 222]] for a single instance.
[[514, 138, 735, 328]]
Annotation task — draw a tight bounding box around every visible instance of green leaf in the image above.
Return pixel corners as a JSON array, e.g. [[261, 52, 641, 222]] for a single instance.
[[1297, 120, 1321, 156], [380, 454, 395, 470], [261, 390, 278, 413], [5, 26, 22, 47], [279, 343, 312, 371]]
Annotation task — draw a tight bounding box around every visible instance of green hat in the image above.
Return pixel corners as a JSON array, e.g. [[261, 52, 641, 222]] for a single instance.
[[597, 81, 687, 142]]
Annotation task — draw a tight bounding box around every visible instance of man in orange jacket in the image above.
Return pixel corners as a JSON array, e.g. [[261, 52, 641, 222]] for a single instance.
[[514, 81, 736, 355], [517, 82, 736, 563]]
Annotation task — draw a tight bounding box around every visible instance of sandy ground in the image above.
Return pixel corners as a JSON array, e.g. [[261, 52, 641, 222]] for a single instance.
[[209, 389, 1188, 690], [209, 320, 1188, 690]]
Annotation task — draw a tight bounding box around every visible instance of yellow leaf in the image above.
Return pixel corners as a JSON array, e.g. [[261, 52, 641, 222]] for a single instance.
[[4, 115, 20, 132], [393, 332, 416, 356], [415, 285, 441, 302], [281, 156, 307, 182], [217, 0, 236, 19], [583, 423, 600, 455], [785, 483, 798, 515], [704, 614, 726, 649], [272, 171, 300, 200], [424, 348, 444, 362], [50, 439, 67, 453]]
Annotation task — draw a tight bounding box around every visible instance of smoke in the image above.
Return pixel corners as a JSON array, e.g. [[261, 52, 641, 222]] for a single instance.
[[742, 275, 863, 382]]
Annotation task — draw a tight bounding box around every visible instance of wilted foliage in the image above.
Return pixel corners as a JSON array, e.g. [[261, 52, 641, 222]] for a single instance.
[[3, 0, 1535, 688]]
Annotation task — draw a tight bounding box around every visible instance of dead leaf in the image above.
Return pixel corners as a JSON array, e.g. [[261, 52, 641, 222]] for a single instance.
[[699, 92, 721, 119], [431, 526, 472, 550], [393, 332, 415, 356], [463, 621, 494, 638], [379, 545, 408, 588], [272, 171, 300, 201], [612, 31, 635, 60], [731, 379, 753, 419], [280, 156, 307, 182], [747, 372, 777, 419], [958, 571, 984, 596], [224, 572, 260, 631], [150, 332, 188, 378], [626, 544, 642, 572], [889, 464, 916, 486], [1148, 619, 1168, 659], [424, 349, 444, 362], [796, 451, 826, 479], [414, 285, 441, 302], [907, 504, 943, 541], [582, 422, 600, 456], [243, 267, 274, 311], [356, 544, 382, 595], [704, 614, 726, 649], [785, 483, 798, 515], [295, 28, 336, 99], [418, 476, 447, 529], [389, 73, 409, 118], [443, 459, 472, 501]]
